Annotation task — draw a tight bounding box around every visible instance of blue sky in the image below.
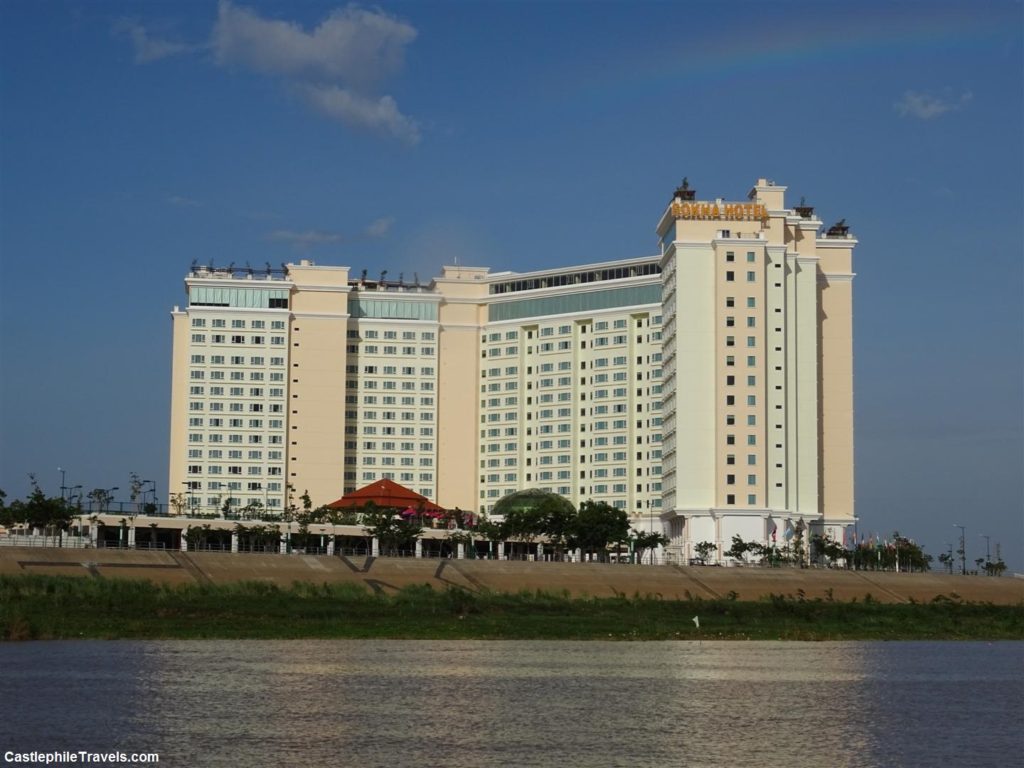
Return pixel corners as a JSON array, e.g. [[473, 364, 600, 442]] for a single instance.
[[1, 0, 1021, 569]]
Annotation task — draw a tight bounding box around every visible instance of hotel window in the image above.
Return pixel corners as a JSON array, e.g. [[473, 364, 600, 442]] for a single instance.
[[726, 271, 735, 282], [747, 337, 756, 348], [726, 356, 735, 367], [747, 475, 757, 485], [746, 271, 756, 282], [726, 317, 735, 327], [747, 317, 756, 328], [726, 297, 735, 307], [726, 494, 735, 505], [747, 297, 756, 308], [726, 474, 735, 485], [726, 454, 735, 465], [747, 252, 756, 262], [747, 494, 757, 505], [726, 336, 735, 347], [726, 252, 735, 262]]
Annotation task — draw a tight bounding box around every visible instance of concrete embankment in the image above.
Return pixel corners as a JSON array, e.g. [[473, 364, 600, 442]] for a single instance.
[[2, 547, 1022, 605]]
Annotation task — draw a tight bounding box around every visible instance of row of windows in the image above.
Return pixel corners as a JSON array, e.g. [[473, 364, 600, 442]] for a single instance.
[[725, 495, 759, 505], [342, 472, 433, 483], [347, 381, 434, 392], [345, 441, 434, 452], [346, 365, 434, 376], [191, 334, 286, 345], [189, 449, 282, 459], [348, 329, 434, 341], [724, 251, 758, 263], [187, 419, 283, 429], [345, 456, 434, 466], [192, 318, 287, 330], [489, 263, 661, 295], [346, 345, 435, 356], [189, 433, 283, 443], [189, 386, 284, 396], [189, 465, 283, 476], [191, 355, 286, 366], [345, 426, 434, 436], [190, 403, 284, 413], [346, 396, 434, 406]]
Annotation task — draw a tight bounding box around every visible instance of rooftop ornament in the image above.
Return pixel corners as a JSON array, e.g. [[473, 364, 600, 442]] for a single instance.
[[826, 218, 850, 237], [794, 196, 815, 219], [674, 177, 696, 201], [189, 260, 289, 279]]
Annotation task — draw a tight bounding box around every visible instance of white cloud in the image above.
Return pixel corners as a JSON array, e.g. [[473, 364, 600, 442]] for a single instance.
[[266, 229, 344, 249], [114, 20, 195, 63], [364, 216, 395, 238], [114, 2, 421, 143], [299, 84, 419, 144], [894, 90, 973, 120], [212, 1, 416, 89]]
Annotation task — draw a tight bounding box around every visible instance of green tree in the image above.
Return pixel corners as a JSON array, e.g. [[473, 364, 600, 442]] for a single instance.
[[632, 530, 669, 564], [693, 541, 717, 565], [985, 559, 1007, 577], [572, 500, 630, 562], [538, 495, 578, 559], [503, 505, 546, 559], [810, 534, 846, 567], [22, 477, 72, 534], [937, 551, 954, 575], [725, 534, 750, 562], [361, 503, 422, 556]]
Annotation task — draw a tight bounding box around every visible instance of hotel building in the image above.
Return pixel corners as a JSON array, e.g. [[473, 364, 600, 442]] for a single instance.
[[168, 178, 855, 560]]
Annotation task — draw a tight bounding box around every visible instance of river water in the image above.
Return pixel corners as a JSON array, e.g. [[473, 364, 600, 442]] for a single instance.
[[1, 641, 1021, 767]]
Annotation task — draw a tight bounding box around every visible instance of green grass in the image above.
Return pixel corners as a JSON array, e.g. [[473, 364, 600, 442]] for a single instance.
[[1, 575, 1022, 641]]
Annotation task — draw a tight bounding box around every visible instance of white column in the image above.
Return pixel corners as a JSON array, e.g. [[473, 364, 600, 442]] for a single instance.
[[371, 537, 380, 557], [231, 531, 239, 553], [127, 528, 136, 548], [180, 532, 188, 552], [457, 542, 465, 560], [498, 541, 506, 561], [415, 539, 423, 558], [327, 538, 335, 556], [537, 542, 544, 561]]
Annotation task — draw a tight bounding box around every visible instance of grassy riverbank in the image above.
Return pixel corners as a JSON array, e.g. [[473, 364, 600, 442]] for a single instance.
[[2, 575, 1022, 641]]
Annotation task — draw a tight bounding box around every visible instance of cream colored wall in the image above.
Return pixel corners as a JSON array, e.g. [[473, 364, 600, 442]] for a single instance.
[[167, 310, 191, 513], [670, 242, 717, 508], [434, 269, 489, 512], [818, 240, 856, 523], [286, 265, 351, 507]]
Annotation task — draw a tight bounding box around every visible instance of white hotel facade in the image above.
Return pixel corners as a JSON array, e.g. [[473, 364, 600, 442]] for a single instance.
[[169, 179, 856, 560]]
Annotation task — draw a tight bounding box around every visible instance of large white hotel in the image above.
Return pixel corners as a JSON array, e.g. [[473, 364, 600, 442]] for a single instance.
[[169, 178, 856, 560]]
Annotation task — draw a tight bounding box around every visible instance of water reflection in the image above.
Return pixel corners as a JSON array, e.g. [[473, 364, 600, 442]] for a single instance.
[[1, 641, 1020, 768]]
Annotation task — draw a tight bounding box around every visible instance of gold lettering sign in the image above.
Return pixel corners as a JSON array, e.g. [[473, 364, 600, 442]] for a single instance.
[[671, 201, 768, 221]]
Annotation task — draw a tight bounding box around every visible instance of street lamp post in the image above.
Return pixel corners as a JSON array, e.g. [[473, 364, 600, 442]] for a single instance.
[[953, 524, 966, 576], [979, 534, 991, 574], [58, 467, 67, 501]]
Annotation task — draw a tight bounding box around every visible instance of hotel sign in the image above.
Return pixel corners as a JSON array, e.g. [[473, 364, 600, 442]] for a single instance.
[[671, 201, 768, 221]]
